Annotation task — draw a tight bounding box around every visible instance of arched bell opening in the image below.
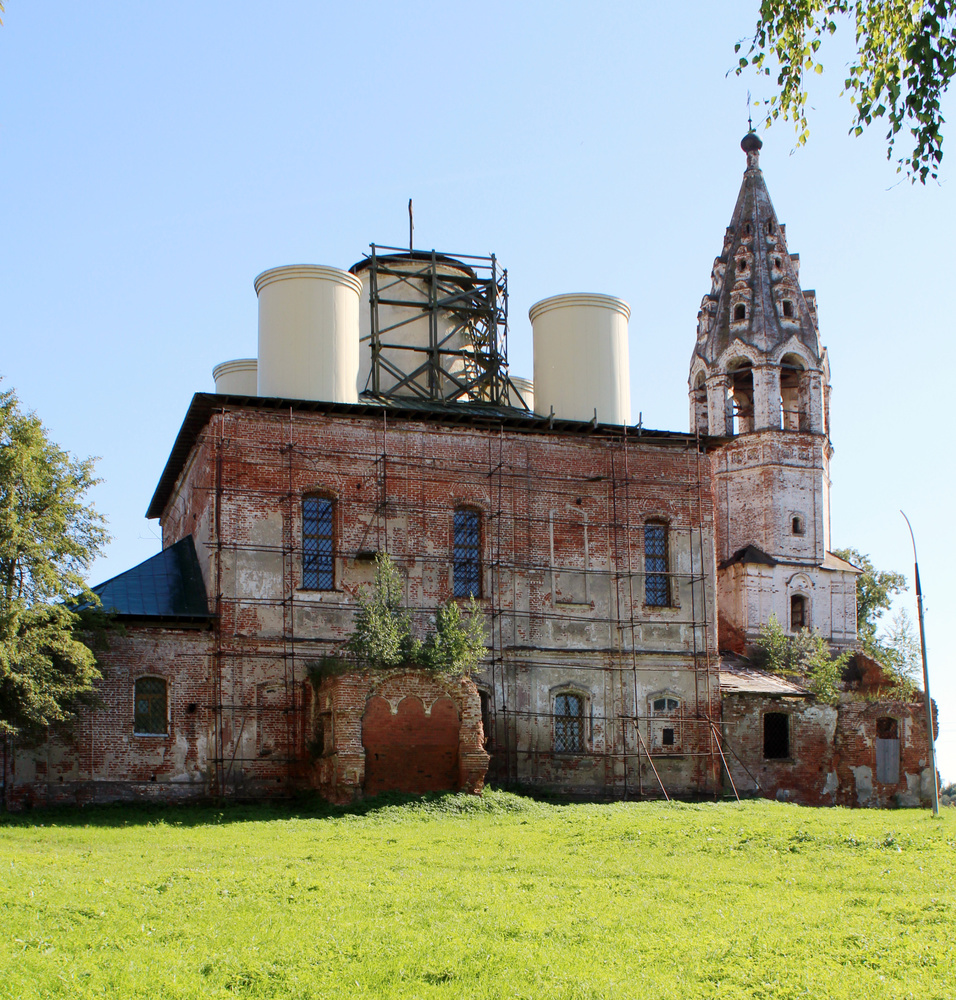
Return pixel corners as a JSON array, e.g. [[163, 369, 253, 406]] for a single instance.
[[727, 359, 754, 435], [692, 370, 709, 436], [780, 354, 810, 431]]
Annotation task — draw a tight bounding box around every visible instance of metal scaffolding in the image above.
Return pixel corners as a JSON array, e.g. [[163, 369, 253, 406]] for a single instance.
[[203, 401, 719, 800], [358, 246, 529, 410]]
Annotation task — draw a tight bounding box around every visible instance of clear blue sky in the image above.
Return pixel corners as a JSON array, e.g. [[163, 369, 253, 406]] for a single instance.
[[3, 3, 954, 779]]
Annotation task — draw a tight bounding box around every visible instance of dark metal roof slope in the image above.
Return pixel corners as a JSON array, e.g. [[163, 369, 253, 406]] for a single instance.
[[720, 544, 777, 569], [147, 392, 714, 520], [92, 536, 213, 619], [693, 132, 823, 368]]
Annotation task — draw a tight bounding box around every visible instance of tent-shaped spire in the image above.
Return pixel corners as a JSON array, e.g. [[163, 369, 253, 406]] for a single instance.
[[693, 132, 823, 367]]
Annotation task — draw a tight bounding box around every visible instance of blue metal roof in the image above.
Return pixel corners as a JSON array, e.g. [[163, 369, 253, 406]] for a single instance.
[[92, 536, 213, 619]]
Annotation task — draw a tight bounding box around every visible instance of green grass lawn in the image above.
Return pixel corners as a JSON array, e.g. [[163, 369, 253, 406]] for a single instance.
[[1, 792, 954, 999]]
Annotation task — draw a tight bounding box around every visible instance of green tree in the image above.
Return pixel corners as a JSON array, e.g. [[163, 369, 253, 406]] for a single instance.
[[832, 548, 922, 697], [875, 608, 920, 698], [736, 1, 956, 181], [0, 386, 110, 735], [833, 546, 907, 650]]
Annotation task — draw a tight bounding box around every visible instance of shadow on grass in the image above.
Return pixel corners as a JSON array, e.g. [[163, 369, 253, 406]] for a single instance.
[[0, 784, 568, 829]]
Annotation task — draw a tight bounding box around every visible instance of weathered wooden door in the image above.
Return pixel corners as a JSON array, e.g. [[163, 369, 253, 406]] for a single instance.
[[876, 717, 900, 784]]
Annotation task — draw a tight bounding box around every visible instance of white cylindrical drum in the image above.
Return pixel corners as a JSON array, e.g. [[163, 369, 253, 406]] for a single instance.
[[212, 358, 258, 396], [530, 293, 631, 425], [510, 376, 535, 413], [254, 265, 362, 403]]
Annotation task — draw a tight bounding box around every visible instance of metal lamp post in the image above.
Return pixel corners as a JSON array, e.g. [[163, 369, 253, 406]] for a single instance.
[[901, 511, 940, 816]]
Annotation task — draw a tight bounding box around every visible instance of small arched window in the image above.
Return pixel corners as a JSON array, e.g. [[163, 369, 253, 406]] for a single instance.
[[303, 494, 334, 590], [553, 692, 585, 753], [791, 515, 805, 536], [734, 304, 747, 321], [453, 508, 481, 598], [650, 695, 682, 749], [134, 677, 168, 735], [790, 594, 807, 631], [782, 300, 794, 318]]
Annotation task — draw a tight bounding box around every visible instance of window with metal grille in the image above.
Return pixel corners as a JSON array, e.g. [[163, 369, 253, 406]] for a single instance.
[[553, 693, 584, 753], [764, 712, 790, 759], [653, 697, 680, 714], [644, 522, 669, 606], [134, 677, 167, 735], [453, 508, 481, 598], [303, 496, 334, 590]]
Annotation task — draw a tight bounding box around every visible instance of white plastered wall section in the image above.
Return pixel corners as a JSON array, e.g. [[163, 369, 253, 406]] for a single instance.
[[713, 432, 830, 563], [717, 562, 857, 648]]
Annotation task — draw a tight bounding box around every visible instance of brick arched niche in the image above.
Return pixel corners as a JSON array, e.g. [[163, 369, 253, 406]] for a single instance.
[[308, 669, 490, 803], [363, 695, 459, 795]]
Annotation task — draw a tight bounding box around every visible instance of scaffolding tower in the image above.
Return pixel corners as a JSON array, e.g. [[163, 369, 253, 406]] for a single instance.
[[358, 246, 529, 410]]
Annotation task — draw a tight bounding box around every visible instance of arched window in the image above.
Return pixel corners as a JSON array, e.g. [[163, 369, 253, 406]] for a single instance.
[[790, 594, 807, 631], [764, 712, 790, 759], [782, 299, 794, 318], [791, 515, 805, 536], [649, 694, 682, 749], [303, 495, 334, 590], [134, 677, 168, 735], [453, 508, 481, 598], [644, 521, 669, 607], [553, 692, 585, 753], [734, 303, 747, 321]]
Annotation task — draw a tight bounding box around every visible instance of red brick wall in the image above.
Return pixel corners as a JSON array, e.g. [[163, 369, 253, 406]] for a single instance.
[[155, 404, 720, 800], [3, 625, 214, 809], [363, 695, 460, 795], [6, 402, 723, 808], [310, 669, 489, 803], [721, 692, 935, 807]]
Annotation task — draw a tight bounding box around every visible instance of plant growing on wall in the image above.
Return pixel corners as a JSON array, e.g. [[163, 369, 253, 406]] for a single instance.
[[345, 551, 413, 670], [750, 614, 848, 704], [311, 553, 486, 680]]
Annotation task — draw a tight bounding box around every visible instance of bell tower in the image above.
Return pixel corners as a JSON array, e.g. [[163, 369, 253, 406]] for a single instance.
[[691, 132, 857, 650]]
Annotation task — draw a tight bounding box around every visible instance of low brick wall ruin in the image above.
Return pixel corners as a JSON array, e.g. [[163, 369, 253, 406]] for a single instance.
[[308, 669, 490, 803]]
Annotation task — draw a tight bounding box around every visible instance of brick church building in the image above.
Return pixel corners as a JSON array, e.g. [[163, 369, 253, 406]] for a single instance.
[[2, 133, 936, 809]]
